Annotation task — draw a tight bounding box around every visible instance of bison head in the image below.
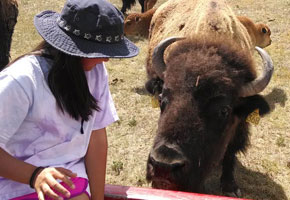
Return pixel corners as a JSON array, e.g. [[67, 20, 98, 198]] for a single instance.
[[146, 36, 273, 192]]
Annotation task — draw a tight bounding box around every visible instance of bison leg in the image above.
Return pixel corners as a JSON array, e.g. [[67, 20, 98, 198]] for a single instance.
[[138, 0, 145, 12], [220, 149, 242, 198], [121, 0, 135, 15], [221, 121, 249, 197], [121, 0, 128, 14]]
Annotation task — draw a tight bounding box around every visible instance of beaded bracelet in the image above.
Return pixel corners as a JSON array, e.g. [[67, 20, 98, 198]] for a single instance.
[[29, 167, 45, 189]]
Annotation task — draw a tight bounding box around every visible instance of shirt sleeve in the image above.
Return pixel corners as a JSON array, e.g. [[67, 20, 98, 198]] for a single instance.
[[91, 64, 119, 130], [0, 73, 30, 148]]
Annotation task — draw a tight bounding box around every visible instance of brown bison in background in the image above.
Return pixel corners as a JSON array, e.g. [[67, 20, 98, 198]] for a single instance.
[[145, 0, 274, 197], [237, 16, 272, 48], [0, 0, 18, 70], [124, 8, 156, 38]]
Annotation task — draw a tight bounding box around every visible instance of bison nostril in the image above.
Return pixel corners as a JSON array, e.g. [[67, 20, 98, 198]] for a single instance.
[[171, 161, 186, 171], [148, 154, 186, 174]]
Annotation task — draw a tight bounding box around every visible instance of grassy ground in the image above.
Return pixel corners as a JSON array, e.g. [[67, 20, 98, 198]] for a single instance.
[[10, 0, 289, 199]]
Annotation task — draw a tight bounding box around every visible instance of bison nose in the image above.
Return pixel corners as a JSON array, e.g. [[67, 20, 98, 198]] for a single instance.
[[149, 155, 186, 173], [147, 144, 187, 177]]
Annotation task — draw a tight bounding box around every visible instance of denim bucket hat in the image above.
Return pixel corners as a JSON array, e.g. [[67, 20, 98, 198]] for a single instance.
[[34, 0, 139, 58]]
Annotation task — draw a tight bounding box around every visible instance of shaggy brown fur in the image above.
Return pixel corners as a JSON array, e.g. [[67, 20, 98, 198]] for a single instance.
[[237, 16, 272, 48], [0, 0, 18, 70], [145, 0, 272, 197], [124, 8, 157, 38], [164, 37, 256, 90], [0, 0, 18, 21], [146, 0, 253, 79], [146, 37, 270, 196]]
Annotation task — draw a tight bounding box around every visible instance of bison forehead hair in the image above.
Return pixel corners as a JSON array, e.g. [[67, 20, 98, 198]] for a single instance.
[[163, 37, 256, 93]]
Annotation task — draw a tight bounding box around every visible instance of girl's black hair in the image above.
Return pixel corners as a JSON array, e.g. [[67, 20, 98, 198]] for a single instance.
[[47, 46, 100, 121], [8, 40, 100, 121]]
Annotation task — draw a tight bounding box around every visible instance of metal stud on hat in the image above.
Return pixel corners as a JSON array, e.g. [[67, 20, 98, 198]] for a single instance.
[[34, 0, 139, 58]]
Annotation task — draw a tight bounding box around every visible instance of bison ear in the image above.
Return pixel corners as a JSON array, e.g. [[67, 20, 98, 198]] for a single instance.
[[234, 95, 270, 118], [135, 16, 141, 22]]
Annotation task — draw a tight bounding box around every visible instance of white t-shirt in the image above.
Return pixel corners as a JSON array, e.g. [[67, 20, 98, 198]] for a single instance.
[[0, 55, 118, 199]]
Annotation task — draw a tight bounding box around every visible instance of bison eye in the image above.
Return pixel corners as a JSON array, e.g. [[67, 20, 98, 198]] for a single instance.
[[160, 97, 169, 113], [219, 106, 231, 119], [262, 27, 267, 33]]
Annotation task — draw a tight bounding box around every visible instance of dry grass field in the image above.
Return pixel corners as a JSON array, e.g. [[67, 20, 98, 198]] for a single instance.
[[10, 0, 289, 199]]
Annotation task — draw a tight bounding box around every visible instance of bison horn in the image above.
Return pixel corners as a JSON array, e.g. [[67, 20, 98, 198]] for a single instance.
[[239, 46, 274, 97], [152, 36, 185, 79]]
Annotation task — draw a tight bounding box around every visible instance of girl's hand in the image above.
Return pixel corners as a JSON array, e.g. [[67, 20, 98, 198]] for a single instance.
[[33, 167, 77, 200]]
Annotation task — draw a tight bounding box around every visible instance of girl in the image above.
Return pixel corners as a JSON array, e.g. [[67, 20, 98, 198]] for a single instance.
[[0, 0, 139, 199]]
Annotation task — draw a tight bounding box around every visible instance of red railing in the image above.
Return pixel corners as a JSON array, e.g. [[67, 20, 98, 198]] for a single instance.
[[105, 184, 251, 200]]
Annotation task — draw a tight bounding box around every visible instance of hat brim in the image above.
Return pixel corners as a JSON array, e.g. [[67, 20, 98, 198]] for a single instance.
[[34, 10, 139, 58]]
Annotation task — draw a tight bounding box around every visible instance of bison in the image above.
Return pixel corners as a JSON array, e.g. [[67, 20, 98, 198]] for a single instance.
[[124, 7, 271, 47], [237, 16, 272, 48], [145, 0, 274, 197], [121, 0, 157, 15], [124, 8, 156, 38], [0, 0, 18, 70]]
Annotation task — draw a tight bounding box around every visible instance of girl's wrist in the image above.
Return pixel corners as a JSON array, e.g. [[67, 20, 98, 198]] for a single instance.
[[29, 166, 46, 188]]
